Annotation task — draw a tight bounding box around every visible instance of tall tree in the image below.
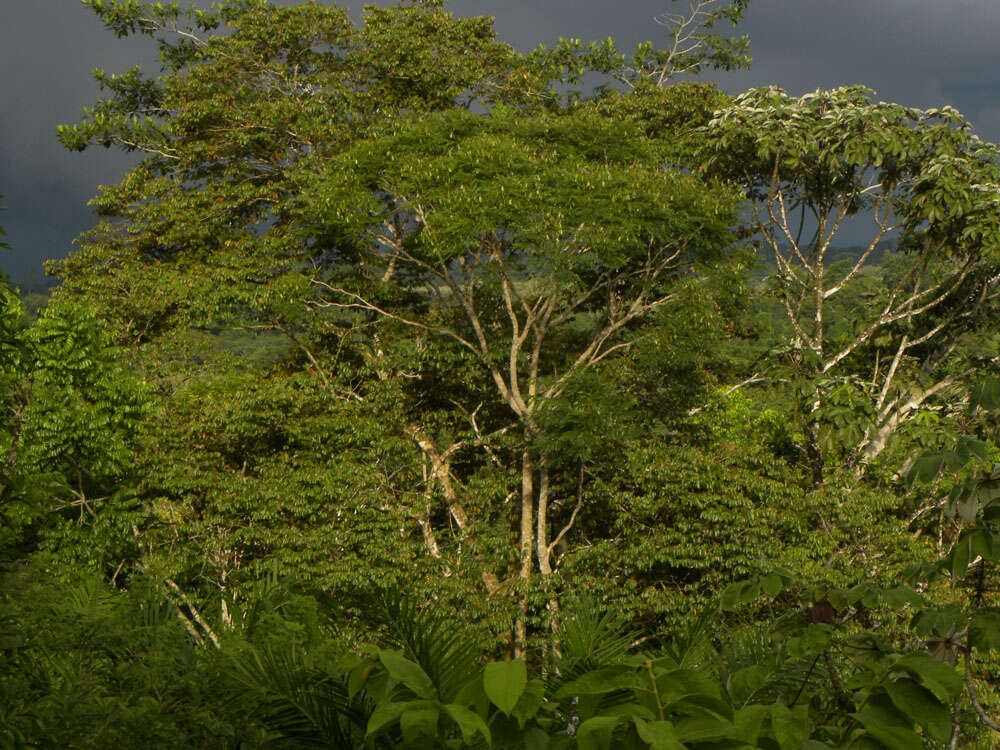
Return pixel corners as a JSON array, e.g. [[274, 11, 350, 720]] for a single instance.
[[700, 86, 1000, 483], [50, 0, 753, 646], [295, 101, 740, 651]]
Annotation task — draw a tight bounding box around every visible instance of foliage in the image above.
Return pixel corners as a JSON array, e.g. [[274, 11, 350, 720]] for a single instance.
[[6, 569, 1000, 748], [0, 289, 147, 563], [9, 0, 1000, 747], [699, 86, 1000, 484]]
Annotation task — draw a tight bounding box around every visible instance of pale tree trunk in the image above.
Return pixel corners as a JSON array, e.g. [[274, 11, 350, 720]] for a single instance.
[[535, 459, 552, 577], [515, 446, 534, 658], [534, 457, 563, 671]]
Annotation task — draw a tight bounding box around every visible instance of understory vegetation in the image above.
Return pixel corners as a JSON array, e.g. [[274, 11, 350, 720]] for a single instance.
[[5, 0, 1000, 746]]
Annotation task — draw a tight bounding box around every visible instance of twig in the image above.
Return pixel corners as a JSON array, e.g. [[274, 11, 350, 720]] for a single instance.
[[965, 652, 1000, 733]]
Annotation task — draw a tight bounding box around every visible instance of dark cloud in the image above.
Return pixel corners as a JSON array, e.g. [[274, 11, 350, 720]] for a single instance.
[[3, 0, 1000, 283]]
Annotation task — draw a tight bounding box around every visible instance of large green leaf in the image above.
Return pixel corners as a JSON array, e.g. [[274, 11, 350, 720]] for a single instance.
[[893, 653, 962, 703], [379, 649, 437, 700], [513, 679, 546, 727], [885, 678, 952, 743], [853, 695, 922, 750], [483, 659, 527, 716], [524, 727, 550, 750], [674, 715, 735, 743], [859, 724, 924, 750], [442, 703, 492, 747], [633, 718, 684, 750], [969, 611, 1000, 652], [366, 700, 432, 737], [557, 666, 646, 698], [400, 707, 439, 745], [576, 715, 621, 750], [732, 704, 768, 745], [770, 703, 808, 750]]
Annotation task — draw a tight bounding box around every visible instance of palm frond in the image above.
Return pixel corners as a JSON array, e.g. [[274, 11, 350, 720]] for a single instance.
[[555, 595, 636, 681], [368, 588, 482, 703], [223, 641, 370, 749]]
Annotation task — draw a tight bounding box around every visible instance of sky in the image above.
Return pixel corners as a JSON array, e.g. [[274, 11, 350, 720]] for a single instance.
[[3, 0, 1000, 285]]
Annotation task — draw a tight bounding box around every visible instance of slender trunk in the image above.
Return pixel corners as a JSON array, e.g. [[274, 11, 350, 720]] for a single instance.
[[809, 222, 826, 488], [410, 425, 470, 529], [536, 458, 552, 577], [534, 458, 562, 668], [515, 447, 534, 658], [415, 510, 442, 558], [165, 578, 221, 648]]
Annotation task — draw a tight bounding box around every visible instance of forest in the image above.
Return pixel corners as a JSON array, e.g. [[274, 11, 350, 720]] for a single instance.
[[4, 0, 1000, 747]]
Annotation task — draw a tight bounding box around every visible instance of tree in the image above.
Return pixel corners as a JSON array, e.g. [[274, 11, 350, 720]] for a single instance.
[[0, 288, 147, 564], [296, 99, 740, 652], [50, 0, 754, 648], [699, 86, 1000, 484]]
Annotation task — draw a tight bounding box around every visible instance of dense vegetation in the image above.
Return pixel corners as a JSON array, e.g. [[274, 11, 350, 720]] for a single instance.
[[5, 0, 1000, 746]]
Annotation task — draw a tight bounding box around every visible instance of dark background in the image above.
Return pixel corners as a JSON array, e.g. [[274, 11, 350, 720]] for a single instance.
[[3, 0, 998, 284]]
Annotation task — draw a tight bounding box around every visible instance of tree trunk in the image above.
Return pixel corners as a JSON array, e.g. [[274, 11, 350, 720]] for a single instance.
[[536, 458, 552, 577], [515, 447, 534, 658]]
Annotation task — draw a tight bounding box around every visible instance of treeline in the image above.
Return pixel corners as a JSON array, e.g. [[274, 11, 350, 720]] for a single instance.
[[4, 0, 1000, 746]]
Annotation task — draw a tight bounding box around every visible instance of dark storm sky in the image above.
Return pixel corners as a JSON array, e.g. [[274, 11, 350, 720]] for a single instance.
[[3, 0, 1000, 284]]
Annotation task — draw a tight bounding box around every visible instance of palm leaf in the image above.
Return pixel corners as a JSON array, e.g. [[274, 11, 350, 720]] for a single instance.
[[367, 588, 482, 703], [223, 641, 371, 749]]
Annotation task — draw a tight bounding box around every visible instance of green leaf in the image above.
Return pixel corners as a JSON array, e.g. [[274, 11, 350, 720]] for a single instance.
[[633, 718, 684, 750], [731, 704, 768, 744], [348, 659, 374, 700], [951, 535, 972, 580], [442, 703, 492, 747], [557, 666, 645, 697], [524, 727, 550, 750], [739, 579, 762, 604], [379, 650, 437, 700], [727, 665, 768, 705], [512, 678, 546, 727], [674, 715, 735, 743], [721, 581, 744, 612], [885, 678, 952, 743], [576, 715, 621, 750], [906, 453, 945, 486], [760, 572, 784, 597], [958, 495, 980, 523], [955, 436, 988, 463], [894, 653, 962, 703], [483, 659, 527, 716], [400, 707, 439, 744], [970, 611, 1000, 652], [367, 700, 431, 737], [853, 695, 925, 749], [859, 723, 925, 750], [881, 587, 923, 610], [970, 377, 1000, 412], [770, 703, 807, 750]]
